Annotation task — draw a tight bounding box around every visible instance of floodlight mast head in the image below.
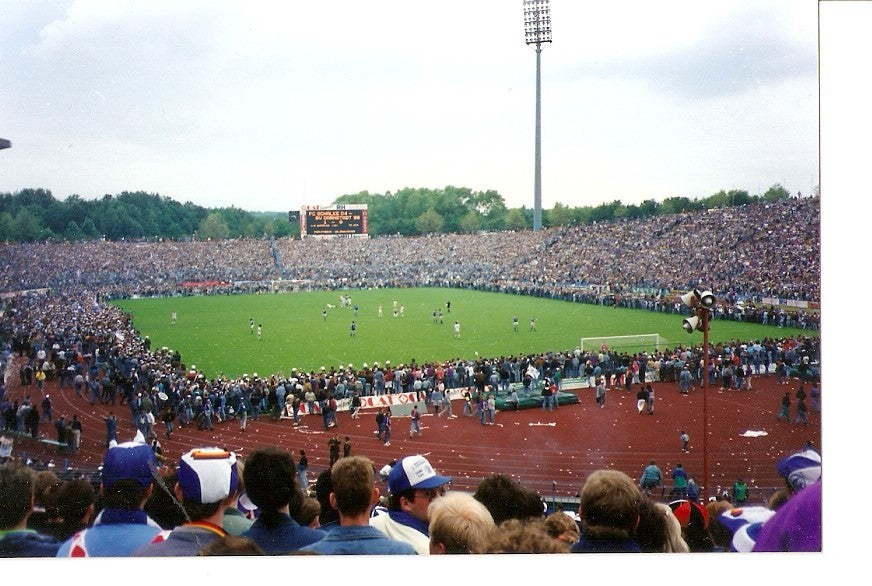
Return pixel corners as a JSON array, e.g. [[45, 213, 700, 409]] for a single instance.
[[523, 0, 552, 46]]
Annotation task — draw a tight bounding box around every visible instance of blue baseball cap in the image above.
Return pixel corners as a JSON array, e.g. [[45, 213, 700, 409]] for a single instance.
[[101, 441, 156, 488], [387, 455, 451, 493]]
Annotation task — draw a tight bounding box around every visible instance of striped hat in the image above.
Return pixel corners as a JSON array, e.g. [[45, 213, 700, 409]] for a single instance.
[[776, 448, 821, 491], [718, 506, 776, 552], [178, 448, 239, 504]]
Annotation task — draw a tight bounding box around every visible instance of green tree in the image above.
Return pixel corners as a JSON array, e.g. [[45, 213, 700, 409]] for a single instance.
[[80, 217, 100, 240], [762, 184, 790, 202], [12, 208, 46, 241], [504, 208, 528, 231], [459, 210, 481, 234], [415, 208, 445, 234], [547, 202, 575, 227], [638, 199, 660, 217], [199, 212, 231, 240], [0, 211, 13, 241], [660, 196, 693, 215], [590, 200, 622, 223], [64, 221, 85, 241]]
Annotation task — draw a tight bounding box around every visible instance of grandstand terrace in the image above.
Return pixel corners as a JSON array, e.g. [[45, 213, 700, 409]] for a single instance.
[[1, 198, 820, 308]]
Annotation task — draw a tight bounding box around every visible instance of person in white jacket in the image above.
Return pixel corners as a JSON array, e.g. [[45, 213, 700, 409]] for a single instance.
[[369, 455, 451, 555]]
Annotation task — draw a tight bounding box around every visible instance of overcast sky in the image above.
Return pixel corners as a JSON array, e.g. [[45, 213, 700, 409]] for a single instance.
[[0, 0, 827, 212]]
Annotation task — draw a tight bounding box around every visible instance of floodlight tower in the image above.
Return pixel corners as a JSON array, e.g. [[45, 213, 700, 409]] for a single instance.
[[523, 0, 551, 231]]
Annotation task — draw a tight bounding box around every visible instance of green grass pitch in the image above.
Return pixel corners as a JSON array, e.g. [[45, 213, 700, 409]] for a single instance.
[[111, 288, 807, 379]]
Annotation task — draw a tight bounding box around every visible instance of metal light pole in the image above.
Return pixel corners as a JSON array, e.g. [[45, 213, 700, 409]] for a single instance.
[[523, 0, 551, 231], [681, 288, 715, 502]]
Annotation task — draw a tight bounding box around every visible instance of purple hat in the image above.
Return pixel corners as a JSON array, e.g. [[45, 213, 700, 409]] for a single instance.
[[753, 478, 821, 552], [177, 448, 239, 504], [101, 441, 156, 488], [387, 455, 451, 493]]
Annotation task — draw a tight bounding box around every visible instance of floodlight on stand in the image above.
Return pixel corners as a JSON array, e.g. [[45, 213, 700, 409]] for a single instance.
[[522, 0, 552, 232]]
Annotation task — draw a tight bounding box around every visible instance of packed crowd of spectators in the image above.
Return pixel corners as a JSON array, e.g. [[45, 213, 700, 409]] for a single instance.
[[1, 198, 820, 329], [0, 441, 820, 557]]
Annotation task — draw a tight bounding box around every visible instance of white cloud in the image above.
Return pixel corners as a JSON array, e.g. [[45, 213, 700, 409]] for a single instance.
[[1, 0, 820, 212]]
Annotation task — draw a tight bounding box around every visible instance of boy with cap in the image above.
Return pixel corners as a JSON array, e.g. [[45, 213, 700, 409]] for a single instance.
[[57, 440, 164, 556], [369, 454, 451, 555], [134, 447, 240, 556]]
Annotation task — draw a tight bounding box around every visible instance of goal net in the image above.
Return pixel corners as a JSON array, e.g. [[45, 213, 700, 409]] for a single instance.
[[579, 334, 668, 355]]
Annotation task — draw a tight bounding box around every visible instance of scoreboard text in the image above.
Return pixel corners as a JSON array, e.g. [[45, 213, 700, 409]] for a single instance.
[[300, 205, 368, 238]]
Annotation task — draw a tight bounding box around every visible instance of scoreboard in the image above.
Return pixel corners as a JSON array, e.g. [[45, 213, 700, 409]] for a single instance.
[[300, 204, 368, 239]]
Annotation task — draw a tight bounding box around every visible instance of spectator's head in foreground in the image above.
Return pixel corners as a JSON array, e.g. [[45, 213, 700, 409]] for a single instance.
[[578, 469, 641, 540], [473, 473, 545, 525], [386, 455, 451, 522], [242, 447, 302, 528], [176, 448, 239, 521], [428, 490, 495, 554], [100, 440, 157, 510]]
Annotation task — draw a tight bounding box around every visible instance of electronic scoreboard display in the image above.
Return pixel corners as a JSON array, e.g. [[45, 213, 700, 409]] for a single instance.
[[300, 205, 368, 238]]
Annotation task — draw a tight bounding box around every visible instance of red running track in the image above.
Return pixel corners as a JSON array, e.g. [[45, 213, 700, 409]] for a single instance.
[[3, 358, 820, 503]]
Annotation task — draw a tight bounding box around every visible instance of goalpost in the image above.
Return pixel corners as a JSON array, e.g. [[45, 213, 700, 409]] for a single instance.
[[579, 334, 669, 354]]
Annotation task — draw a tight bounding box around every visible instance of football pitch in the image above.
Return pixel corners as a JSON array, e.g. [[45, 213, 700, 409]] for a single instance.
[[112, 288, 806, 379]]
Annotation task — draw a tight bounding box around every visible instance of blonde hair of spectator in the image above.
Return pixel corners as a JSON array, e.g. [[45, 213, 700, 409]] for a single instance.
[[428, 491, 496, 554]]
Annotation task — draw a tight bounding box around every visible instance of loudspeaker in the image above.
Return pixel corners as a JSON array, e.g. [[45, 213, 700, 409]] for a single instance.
[[682, 315, 699, 333], [679, 291, 697, 307], [698, 290, 715, 308]]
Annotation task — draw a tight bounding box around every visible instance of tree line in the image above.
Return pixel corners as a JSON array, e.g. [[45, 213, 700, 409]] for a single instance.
[[0, 183, 803, 243]]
